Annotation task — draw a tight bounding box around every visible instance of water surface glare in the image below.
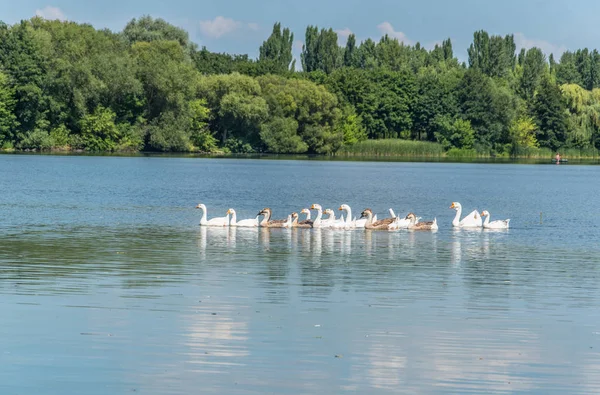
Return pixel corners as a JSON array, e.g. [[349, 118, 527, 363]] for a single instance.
[[1, 155, 599, 394]]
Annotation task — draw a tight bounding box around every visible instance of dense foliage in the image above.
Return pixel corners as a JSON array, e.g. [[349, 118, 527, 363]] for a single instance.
[[0, 16, 599, 156]]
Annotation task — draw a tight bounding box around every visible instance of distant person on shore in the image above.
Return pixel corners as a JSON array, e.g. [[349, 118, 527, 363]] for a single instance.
[[555, 152, 561, 163]]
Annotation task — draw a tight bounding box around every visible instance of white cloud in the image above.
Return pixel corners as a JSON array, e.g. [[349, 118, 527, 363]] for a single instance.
[[376, 22, 412, 45], [335, 27, 353, 46], [35, 6, 66, 21], [514, 32, 567, 57], [199, 16, 259, 39]]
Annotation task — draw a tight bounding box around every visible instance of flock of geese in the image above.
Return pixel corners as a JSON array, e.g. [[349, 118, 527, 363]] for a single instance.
[[195, 202, 510, 230]]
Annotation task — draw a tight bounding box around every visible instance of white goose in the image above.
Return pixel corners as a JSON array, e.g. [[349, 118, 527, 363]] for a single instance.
[[481, 210, 510, 229], [406, 213, 438, 231], [338, 204, 377, 228], [282, 213, 293, 228], [388, 213, 412, 230], [298, 208, 314, 227], [323, 209, 345, 229], [339, 204, 356, 229], [292, 212, 312, 228], [227, 208, 258, 227], [196, 204, 229, 226], [310, 204, 324, 228], [450, 202, 482, 228], [387, 209, 420, 230]]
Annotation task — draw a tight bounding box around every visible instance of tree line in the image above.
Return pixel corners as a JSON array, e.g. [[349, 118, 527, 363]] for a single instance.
[[0, 16, 598, 156]]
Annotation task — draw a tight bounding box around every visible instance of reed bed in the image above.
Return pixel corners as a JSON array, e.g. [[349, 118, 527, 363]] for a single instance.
[[338, 139, 445, 157], [512, 146, 599, 159]]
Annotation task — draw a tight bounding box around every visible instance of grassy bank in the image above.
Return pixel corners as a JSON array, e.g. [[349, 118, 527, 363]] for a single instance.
[[3, 139, 600, 160], [338, 139, 600, 159], [511, 146, 600, 159], [338, 139, 446, 157]]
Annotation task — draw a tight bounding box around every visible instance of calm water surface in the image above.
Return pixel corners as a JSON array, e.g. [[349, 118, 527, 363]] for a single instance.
[[1, 155, 600, 394]]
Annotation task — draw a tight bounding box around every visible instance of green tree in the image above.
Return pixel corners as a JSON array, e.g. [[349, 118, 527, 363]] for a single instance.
[[0, 20, 51, 140], [509, 116, 538, 149], [147, 111, 191, 151], [555, 51, 582, 86], [412, 67, 462, 141], [258, 22, 294, 73], [258, 74, 344, 153], [434, 116, 474, 150], [560, 83, 600, 148], [533, 76, 568, 150], [131, 40, 197, 121], [301, 26, 340, 73], [343, 34, 358, 68], [260, 117, 307, 153], [192, 47, 258, 75], [79, 105, 119, 151], [325, 68, 415, 139], [338, 106, 367, 145], [468, 30, 515, 78], [199, 73, 268, 148], [458, 69, 517, 152], [188, 98, 216, 152], [123, 15, 189, 48], [356, 38, 378, 70], [519, 47, 547, 101], [0, 72, 18, 147]]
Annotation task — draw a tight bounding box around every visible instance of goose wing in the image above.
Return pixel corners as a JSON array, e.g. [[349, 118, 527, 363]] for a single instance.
[[371, 217, 395, 227], [268, 218, 288, 227]]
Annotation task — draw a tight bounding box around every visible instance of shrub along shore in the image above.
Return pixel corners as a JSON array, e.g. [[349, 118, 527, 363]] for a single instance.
[[2, 16, 600, 158]]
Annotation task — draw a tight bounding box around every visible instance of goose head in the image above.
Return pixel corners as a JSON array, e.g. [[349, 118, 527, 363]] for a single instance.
[[196, 203, 206, 210], [310, 204, 322, 211], [360, 208, 373, 219], [481, 210, 489, 217], [226, 208, 235, 215], [300, 208, 310, 215], [257, 207, 271, 217], [339, 204, 350, 212], [291, 212, 299, 221], [406, 213, 417, 224], [449, 202, 461, 210]]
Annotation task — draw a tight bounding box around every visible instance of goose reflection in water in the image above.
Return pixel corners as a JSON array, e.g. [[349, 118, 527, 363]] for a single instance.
[[451, 234, 462, 267], [310, 228, 322, 258], [197, 226, 236, 249], [194, 225, 507, 267], [340, 230, 352, 256]]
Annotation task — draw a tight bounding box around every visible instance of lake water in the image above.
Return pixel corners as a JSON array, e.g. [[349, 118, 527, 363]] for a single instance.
[[1, 154, 599, 394]]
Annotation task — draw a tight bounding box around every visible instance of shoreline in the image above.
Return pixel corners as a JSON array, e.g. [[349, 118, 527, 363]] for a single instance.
[[1, 150, 598, 164]]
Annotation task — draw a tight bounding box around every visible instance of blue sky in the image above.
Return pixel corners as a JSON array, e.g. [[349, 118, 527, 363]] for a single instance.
[[2, 0, 598, 62]]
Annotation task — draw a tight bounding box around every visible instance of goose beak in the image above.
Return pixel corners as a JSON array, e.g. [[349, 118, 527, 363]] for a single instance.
[[338, 206, 343, 210], [449, 203, 455, 209], [480, 211, 485, 216]]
